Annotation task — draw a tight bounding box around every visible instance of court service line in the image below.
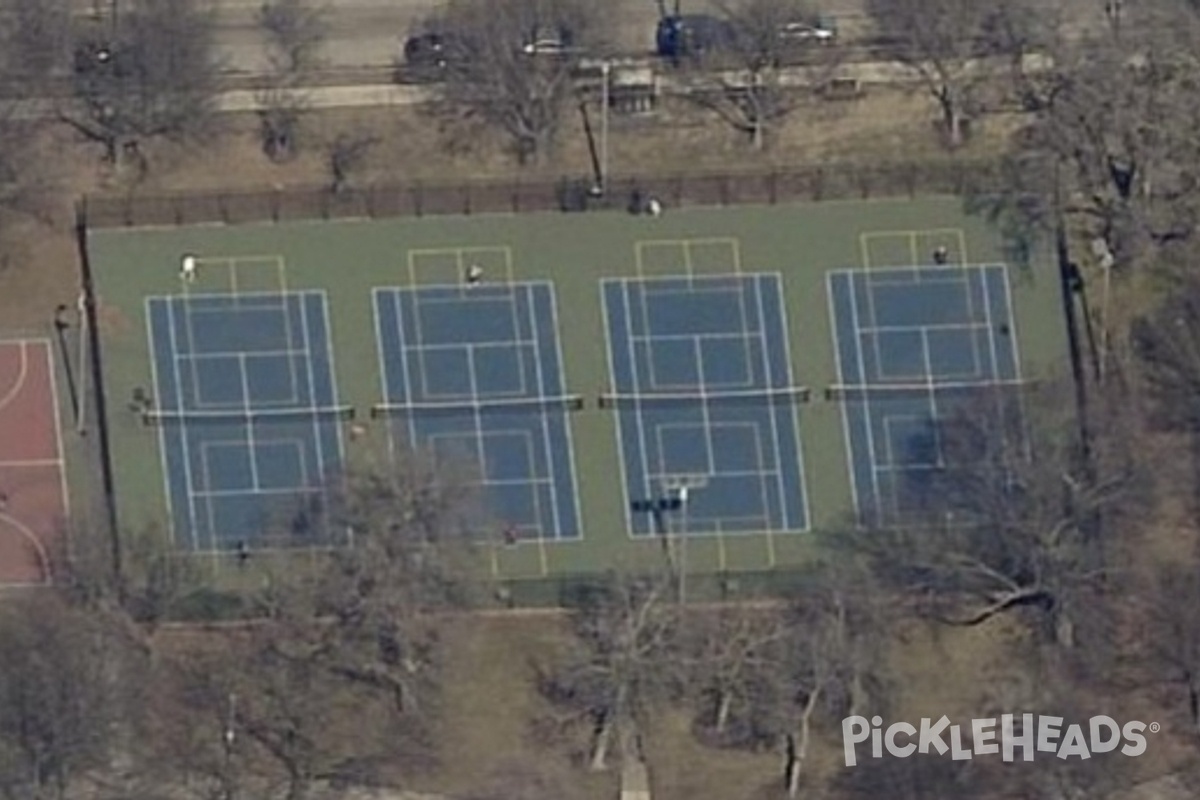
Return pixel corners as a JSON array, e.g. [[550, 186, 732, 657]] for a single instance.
[[238, 355, 261, 492], [0, 458, 64, 469], [920, 330, 944, 468]]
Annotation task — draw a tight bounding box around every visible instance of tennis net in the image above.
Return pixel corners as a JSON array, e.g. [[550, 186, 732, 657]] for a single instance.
[[824, 379, 1033, 402], [142, 405, 356, 426], [371, 394, 585, 418], [598, 385, 811, 410]]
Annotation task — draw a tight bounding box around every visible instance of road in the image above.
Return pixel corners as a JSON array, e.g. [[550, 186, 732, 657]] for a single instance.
[[204, 0, 878, 74]]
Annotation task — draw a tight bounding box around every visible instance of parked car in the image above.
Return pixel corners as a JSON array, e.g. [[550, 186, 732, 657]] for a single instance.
[[778, 19, 837, 44], [656, 14, 735, 61], [403, 32, 453, 69], [520, 25, 579, 56]]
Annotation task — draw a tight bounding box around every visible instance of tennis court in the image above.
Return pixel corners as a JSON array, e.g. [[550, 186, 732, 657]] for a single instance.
[[827, 263, 1024, 525], [602, 274, 808, 537], [85, 194, 1069, 582], [144, 289, 346, 552], [372, 282, 580, 542], [0, 339, 69, 585]]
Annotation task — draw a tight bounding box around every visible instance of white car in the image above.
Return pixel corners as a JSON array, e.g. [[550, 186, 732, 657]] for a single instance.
[[779, 21, 837, 44]]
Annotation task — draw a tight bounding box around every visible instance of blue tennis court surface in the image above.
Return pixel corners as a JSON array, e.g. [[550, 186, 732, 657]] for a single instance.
[[373, 282, 581, 541], [828, 264, 1024, 525], [603, 274, 809, 536], [146, 291, 345, 551]]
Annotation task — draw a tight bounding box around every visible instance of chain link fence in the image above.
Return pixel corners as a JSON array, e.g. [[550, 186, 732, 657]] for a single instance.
[[80, 159, 1009, 229]]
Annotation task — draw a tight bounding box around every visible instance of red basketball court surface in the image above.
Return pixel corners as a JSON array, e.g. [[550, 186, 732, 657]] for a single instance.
[[0, 340, 69, 585]]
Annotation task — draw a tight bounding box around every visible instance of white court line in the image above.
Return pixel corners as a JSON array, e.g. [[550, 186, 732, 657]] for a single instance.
[[164, 298, 204, 551], [826, 273, 861, 521], [0, 511, 52, 585], [996, 265, 1033, 460], [921, 330, 944, 468], [547, 285, 584, 545], [0, 458, 63, 469], [404, 338, 539, 352], [764, 273, 806, 542], [370, 289, 405, 464], [622, 284, 655, 529], [600, 281, 637, 539], [526, 285, 560, 557], [0, 341, 28, 414], [238, 355, 260, 491], [389, 290, 420, 454], [857, 322, 988, 335], [40, 340, 71, 529], [846, 271, 885, 527], [144, 301, 179, 548], [312, 293, 345, 540]]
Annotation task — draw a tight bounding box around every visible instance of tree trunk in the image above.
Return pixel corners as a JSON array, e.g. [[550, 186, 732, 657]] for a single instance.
[[786, 692, 819, 798], [937, 87, 964, 149], [590, 716, 614, 771], [1054, 609, 1075, 648], [715, 690, 732, 734], [1187, 675, 1200, 736], [849, 673, 867, 718]]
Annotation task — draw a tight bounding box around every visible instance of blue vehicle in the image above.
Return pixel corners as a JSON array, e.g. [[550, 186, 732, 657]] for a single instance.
[[655, 14, 735, 61]]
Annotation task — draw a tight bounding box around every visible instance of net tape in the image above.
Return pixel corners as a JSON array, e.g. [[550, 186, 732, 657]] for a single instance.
[[824, 379, 1032, 402], [598, 386, 811, 409], [371, 394, 584, 418], [142, 405, 356, 426]]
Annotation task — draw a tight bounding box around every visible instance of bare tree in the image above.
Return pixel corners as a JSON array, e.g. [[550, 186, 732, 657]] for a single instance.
[[1135, 563, 1200, 737], [312, 456, 484, 717], [259, 0, 326, 76], [63, 0, 220, 166], [0, 597, 131, 800], [256, 0, 326, 161], [539, 569, 680, 771], [1134, 273, 1200, 435], [1013, 4, 1200, 270], [836, 381, 1145, 648], [682, 603, 787, 743], [325, 132, 379, 193], [866, 0, 1047, 148], [683, 0, 838, 150], [426, 0, 607, 163], [0, 0, 71, 94]]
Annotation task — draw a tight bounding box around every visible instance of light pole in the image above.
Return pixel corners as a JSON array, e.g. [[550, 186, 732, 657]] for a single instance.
[[600, 61, 611, 194], [662, 475, 707, 604]]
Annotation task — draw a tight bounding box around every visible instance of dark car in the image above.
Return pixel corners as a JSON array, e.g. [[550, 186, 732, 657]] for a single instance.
[[655, 14, 735, 61], [403, 32, 454, 70]]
